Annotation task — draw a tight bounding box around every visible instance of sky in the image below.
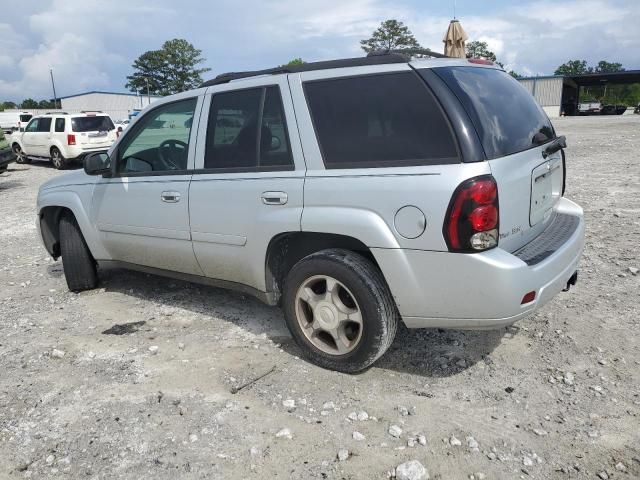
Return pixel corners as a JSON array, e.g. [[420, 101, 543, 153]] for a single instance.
[[1, 0, 639, 102]]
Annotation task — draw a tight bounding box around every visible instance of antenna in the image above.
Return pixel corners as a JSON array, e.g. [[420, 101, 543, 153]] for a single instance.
[[453, 0, 456, 19]]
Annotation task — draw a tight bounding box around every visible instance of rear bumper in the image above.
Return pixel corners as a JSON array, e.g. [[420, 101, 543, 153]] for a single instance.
[[373, 197, 585, 329], [66, 146, 109, 161]]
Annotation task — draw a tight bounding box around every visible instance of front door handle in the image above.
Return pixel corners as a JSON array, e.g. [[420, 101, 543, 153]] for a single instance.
[[261, 191, 288, 205], [161, 191, 181, 203]]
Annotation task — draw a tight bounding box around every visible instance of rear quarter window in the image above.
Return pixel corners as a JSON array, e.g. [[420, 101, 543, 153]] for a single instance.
[[430, 67, 555, 159], [304, 72, 459, 168]]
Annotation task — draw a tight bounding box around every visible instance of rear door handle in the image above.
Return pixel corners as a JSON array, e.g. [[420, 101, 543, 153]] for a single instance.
[[161, 191, 181, 203], [261, 191, 288, 205]]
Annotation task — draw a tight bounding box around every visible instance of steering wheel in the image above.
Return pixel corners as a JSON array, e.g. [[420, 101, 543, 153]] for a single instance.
[[158, 139, 187, 170]]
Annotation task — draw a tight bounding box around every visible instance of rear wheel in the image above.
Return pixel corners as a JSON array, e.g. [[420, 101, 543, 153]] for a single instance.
[[50, 147, 66, 170], [13, 144, 31, 164], [282, 249, 398, 373], [59, 214, 98, 291]]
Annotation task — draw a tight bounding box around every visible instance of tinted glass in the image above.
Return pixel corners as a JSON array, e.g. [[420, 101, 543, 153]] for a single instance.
[[71, 116, 115, 132], [55, 118, 65, 132], [205, 88, 262, 170], [20, 114, 32, 122], [260, 87, 293, 168], [118, 98, 197, 173], [431, 67, 556, 159], [37, 117, 52, 132], [304, 72, 459, 168]]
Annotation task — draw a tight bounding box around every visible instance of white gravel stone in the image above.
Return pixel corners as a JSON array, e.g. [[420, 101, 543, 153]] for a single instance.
[[282, 399, 296, 409], [628, 266, 638, 275], [45, 454, 55, 464], [178, 342, 185, 350], [388, 425, 403, 438], [395, 460, 429, 480], [148, 346, 159, 354], [533, 429, 548, 436], [397, 405, 409, 416], [597, 472, 609, 480], [337, 448, 349, 461], [188, 433, 198, 443], [322, 401, 335, 410], [615, 462, 627, 472], [563, 372, 575, 385], [275, 428, 293, 439], [51, 349, 65, 359], [466, 436, 479, 451], [523, 456, 534, 467], [352, 431, 366, 441], [356, 410, 369, 421], [449, 435, 462, 446], [417, 434, 427, 446]]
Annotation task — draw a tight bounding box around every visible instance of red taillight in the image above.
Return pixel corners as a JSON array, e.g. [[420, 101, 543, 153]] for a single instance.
[[468, 58, 494, 65], [67, 134, 76, 145], [443, 175, 499, 252]]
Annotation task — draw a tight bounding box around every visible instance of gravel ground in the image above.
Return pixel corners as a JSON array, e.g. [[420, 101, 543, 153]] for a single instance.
[[1, 115, 639, 479]]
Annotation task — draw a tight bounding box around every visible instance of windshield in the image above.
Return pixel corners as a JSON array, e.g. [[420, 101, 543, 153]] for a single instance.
[[71, 116, 115, 132], [429, 67, 556, 159]]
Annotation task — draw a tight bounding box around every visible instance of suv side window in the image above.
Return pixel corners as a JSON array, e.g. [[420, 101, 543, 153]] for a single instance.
[[25, 119, 39, 132], [37, 117, 52, 133], [116, 98, 197, 174], [55, 118, 65, 132], [204, 86, 293, 171], [304, 72, 459, 168]]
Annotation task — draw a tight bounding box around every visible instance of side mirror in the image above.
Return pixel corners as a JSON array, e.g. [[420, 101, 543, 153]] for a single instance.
[[84, 152, 111, 176]]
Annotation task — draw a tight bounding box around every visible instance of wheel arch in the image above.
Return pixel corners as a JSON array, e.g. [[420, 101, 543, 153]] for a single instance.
[[264, 231, 383, 304], [38, 191, 107, 260]]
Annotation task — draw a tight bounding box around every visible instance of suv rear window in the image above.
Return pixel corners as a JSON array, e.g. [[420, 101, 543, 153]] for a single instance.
[[20, 114, 32, 122], [304, 72, 459, 168], [430, 67, 555, 159], [71, 116, 115, 132]]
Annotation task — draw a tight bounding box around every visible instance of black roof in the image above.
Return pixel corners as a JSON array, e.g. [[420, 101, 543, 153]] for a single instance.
[[201, 49, 450, 87]]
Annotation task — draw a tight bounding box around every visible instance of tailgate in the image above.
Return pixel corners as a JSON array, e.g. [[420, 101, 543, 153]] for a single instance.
[[488, 147, 563, 252]]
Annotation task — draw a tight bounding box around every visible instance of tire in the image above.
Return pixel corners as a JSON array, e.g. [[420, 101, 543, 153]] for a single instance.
[[282, 248, 398, 373], [13, 144, 31, 164], [59, 214, 98, 292], [50, 147, 66, 170]]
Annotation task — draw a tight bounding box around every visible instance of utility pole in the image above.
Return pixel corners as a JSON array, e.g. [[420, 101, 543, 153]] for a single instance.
[[50, 68, 59, 109], [145, 77, 150, 105]]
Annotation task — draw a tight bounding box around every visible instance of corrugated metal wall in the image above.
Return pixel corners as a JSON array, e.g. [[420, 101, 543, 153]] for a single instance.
[[518, 77, 563, 107], [60, 93, 160, 121]]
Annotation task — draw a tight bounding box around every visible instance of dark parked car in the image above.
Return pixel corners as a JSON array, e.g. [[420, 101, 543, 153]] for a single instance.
[[0, 130, 16, 174]]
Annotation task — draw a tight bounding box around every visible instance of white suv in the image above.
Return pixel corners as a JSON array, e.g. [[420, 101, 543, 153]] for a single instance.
[[36, 52, 585, 372], [12, 112, 117, 169]]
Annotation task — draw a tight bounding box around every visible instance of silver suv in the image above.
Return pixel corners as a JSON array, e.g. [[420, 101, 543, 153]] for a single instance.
[[36, 53, 585, 372]]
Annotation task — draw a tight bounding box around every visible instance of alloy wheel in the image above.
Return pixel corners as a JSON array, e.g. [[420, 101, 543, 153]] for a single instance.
[[294, 275, 363, 355]]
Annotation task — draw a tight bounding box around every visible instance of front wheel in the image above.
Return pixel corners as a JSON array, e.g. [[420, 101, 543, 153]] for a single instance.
[[282, 249, 398, 373], [13, 144, 31, 164], [59, 214, 98, 291], [50, 147, 66, 170]]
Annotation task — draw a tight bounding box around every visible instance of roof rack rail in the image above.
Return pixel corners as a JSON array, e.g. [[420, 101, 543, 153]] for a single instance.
[[200, 50, 449, 88], [44, 111, 68, 115], [80, 110, 104, 113], [367, 48, 450, 59]]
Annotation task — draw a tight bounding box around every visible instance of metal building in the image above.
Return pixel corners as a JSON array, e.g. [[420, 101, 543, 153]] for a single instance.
[[518, 70, 640, 117], [518, 76, 565, 118], [59, 91, 161, 122]]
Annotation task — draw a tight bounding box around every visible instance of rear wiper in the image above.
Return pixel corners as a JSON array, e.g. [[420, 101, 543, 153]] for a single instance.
[[542, 135, 566, 158]]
